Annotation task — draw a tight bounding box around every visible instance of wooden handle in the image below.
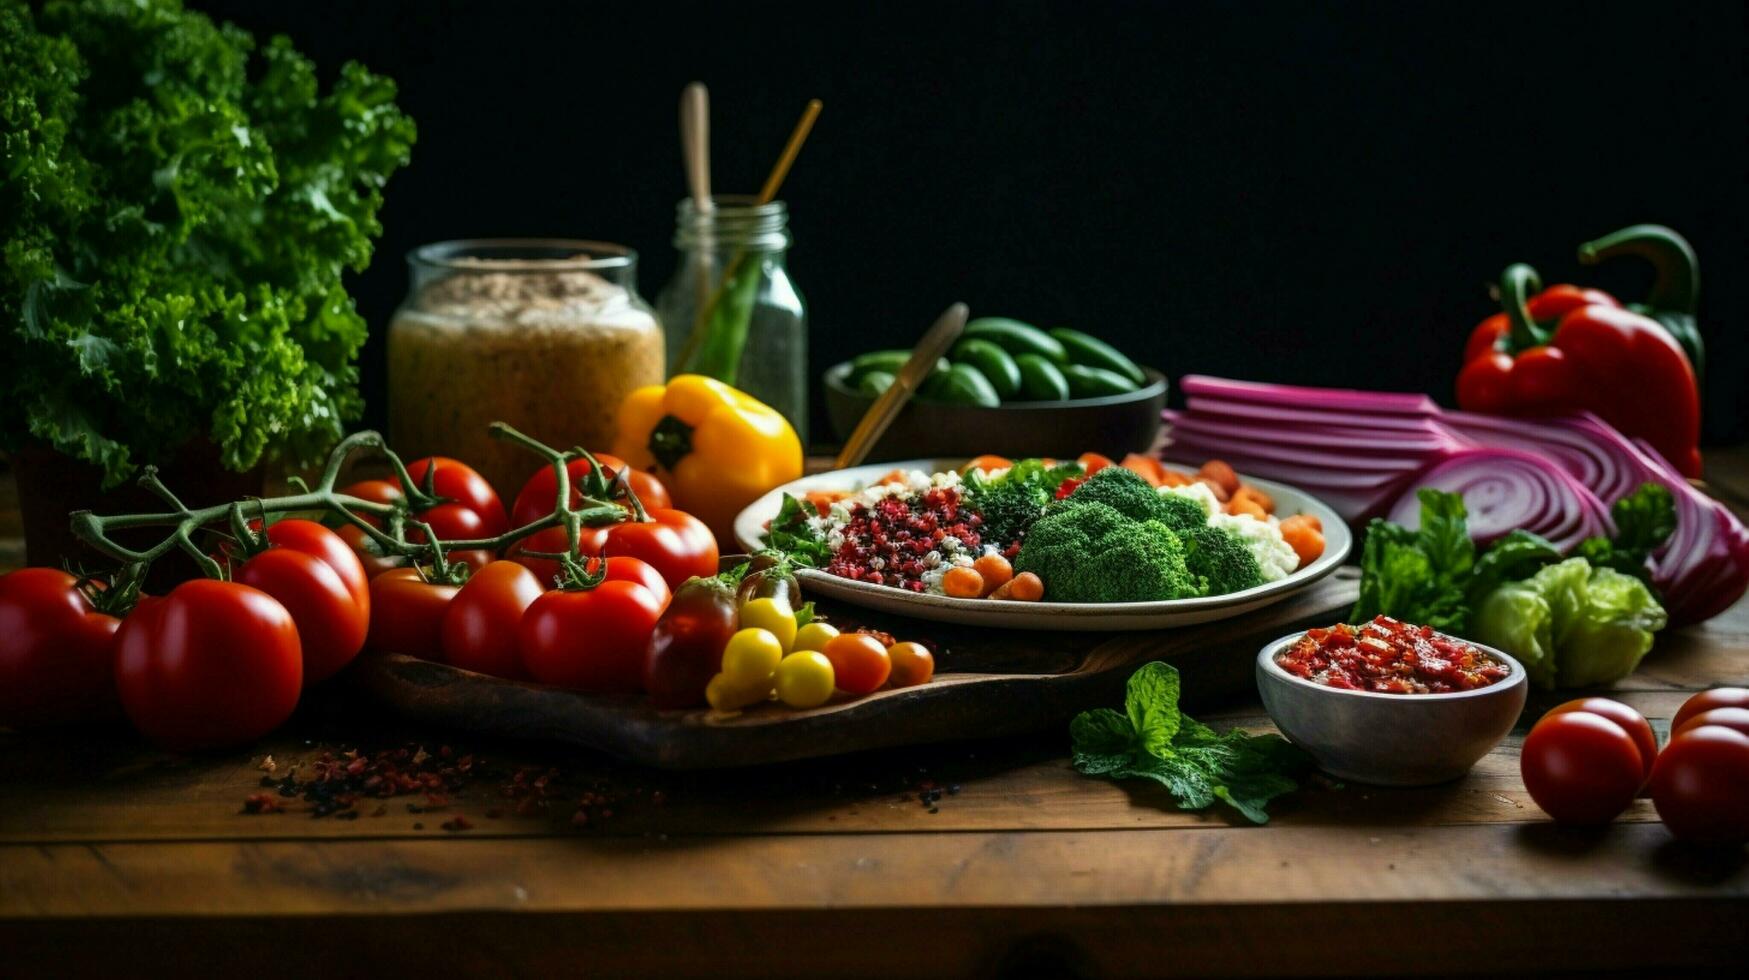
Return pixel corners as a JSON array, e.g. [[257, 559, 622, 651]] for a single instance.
[[680, 82, 713, 211], [836, 303, 969, 469]]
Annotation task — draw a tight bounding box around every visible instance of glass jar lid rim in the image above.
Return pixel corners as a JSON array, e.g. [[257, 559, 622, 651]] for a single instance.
[[408, 238, 637, 273]]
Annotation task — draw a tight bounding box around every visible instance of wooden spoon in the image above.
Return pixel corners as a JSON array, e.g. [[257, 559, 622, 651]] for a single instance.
[[835, 303, 969, 469]]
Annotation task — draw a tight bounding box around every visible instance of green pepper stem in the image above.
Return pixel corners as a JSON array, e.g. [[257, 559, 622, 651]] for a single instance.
[[1499, 263, 1547, 351], [1576, 224, 1698, 314]]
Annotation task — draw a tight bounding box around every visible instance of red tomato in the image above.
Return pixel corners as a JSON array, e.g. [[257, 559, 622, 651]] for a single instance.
[[368, 568, 461, 655], [1649, 725, 1749, 846], [403, 456, 510, 537], [232, 547, 367, 683], [440, 561, 544, 679], [114, 580, 302, 750], [0, 568, 123, 727], [1672, 688, 1749, 733], [255, 520, 369, 610], [578, 509, 717, 589], [337, 524, 407, 579], [1538, 697, 1658, 780], [1520, 711, 1646, 825], [510, 454, 673, 527], [518, 581, 664, 692], [643, 576, 740, 709], [823, 632, 891, 694], [510, 509, 716, 591], [1673, 706, 1749, 740]]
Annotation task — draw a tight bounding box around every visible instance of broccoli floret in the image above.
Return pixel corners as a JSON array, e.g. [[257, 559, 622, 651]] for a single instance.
[[1182, 525, 1265, 596], [1152, 493, 1211, 533], [1016, 502, 1201, 602], [1062, 466, 1206, 532]]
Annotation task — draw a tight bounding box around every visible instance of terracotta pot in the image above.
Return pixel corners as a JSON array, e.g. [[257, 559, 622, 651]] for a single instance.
[[13, 441, 265, 590]]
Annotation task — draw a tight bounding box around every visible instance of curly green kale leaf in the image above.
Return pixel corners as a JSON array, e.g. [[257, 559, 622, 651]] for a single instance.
[[1, 0, 414, 485]]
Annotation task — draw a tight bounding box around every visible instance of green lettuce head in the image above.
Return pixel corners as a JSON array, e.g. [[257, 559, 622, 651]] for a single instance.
[[1471, 557, 1666, 690]]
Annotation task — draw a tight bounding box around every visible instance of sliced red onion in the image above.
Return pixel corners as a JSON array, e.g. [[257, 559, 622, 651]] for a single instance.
[[1180, 375, 1439, 415], [1385, 448, 1611, 552]]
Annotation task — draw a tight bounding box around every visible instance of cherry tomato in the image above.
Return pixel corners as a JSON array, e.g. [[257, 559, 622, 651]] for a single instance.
[[511, 509, 717, 592], [739, 597, 797, 652], [1521, 711, 1646, 825], [1538, 697, 1657, 780], [337, 524, 408, 579], [403, 456, 511, 537], [232, 544, 367, 683], [822, 632, 890, 695], [0, 568, 123, 727], [886, 641, 936, 688], [721, 628, 784, 688], [114, 580, 302, 750], [1648, 725, 1749, 846], [440, 560, 544, 679], [579, 509, 718, 590], [252, 519, 370, 612], [1673, 706, 1749, 740], [793, 622, 840, 653], [1672, 688, 1749, 732], [368, 568, 461, 655], [643, 576, 741, 709], [775, 651, 836, 708], [518, 580, 664, 693], [706, 672, 769, 712], [510, 454, 673, 526]]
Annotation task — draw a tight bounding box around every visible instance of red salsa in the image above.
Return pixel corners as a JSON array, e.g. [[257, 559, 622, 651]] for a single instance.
[[1277, 616, 1510, 694]]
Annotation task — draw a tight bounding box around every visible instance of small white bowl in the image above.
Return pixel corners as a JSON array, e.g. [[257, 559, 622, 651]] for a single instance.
[[1255, 630, 1528, 786]]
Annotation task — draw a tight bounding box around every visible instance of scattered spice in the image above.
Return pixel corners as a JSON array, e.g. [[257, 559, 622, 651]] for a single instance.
[[241, 793, 284, 815], [440, 816, 473, 833], [241, 744, 479, 820]]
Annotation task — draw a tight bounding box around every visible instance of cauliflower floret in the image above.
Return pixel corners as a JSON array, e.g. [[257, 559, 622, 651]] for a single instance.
[[1209, 511, 1299, 582], [1159, 481, 1222, 520]]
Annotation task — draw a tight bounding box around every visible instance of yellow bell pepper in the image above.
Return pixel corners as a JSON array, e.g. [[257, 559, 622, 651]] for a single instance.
[[613, 375, 803, 545]]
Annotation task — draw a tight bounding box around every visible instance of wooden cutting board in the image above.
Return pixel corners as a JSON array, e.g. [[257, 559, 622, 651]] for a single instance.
[[354, 569, 1360, 769]]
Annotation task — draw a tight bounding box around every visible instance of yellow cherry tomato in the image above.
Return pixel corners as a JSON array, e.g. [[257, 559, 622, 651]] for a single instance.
[[792, 621, 840, 653], [774, 651, 835, 708], [706, 672, 769, 712], [721, 628, 784, 688], [739, 597, 797, 652]]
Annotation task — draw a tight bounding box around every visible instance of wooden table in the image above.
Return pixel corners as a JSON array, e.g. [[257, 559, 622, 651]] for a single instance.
[[3, 458, 1748, 978]]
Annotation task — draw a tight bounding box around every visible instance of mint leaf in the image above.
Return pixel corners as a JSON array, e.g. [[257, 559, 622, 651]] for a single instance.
[[1123, 661, 1181, 759], [1069, 663, 1307, 824]]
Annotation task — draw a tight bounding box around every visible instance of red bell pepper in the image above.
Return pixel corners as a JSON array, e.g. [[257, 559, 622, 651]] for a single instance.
[[1456, 263, 1702, 477]]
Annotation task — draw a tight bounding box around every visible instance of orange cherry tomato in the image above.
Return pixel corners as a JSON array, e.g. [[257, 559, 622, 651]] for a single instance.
[[885, 641, 935, 688], [822, 632, 891, 695]]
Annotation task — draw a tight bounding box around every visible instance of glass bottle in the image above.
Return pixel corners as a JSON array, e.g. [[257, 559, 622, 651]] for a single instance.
[[657, 196, 808, 443], [387, 239, 663, 496]]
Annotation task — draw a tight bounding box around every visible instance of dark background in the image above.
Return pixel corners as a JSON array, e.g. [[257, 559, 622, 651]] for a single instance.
[[197, 0, 1749, 447]]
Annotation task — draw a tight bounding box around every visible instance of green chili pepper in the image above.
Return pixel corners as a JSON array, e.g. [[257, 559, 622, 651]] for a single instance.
[[1049, 328, 1147, 386], [951, 338, 1023, 400], [1014, 353, 1071, 401]]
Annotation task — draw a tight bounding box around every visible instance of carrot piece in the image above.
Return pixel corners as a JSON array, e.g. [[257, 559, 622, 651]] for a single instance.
[[961, 454, 1014, 474], [972, 554, 1013, 596], [876, 469, 908, 486], [1198, 459, 1241, 496], [942, 566, 986, 598], [1195, 476, 1231, 503], [1077, 452, 1115, 475], [1283, 512, 1322, 533], [1120, 453, 1169, 488], [990, 571, 1044, 601], [804, 490, 849, 514], [1155, 469, 1194, 488], [1229, 484, 1275, 516], [1227, 496, 1267, 520], [1279, 516, 1326, 567]]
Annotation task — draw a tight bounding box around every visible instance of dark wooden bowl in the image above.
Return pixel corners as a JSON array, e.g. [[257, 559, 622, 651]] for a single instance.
[[823, 362, 1167, 463]]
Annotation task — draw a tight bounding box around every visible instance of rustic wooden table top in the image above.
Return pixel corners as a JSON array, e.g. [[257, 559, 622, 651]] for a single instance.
[[2, 454, 1747, 978]]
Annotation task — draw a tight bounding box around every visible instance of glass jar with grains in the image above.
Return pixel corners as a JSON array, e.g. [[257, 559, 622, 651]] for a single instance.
[[388, 239, 664, 496]]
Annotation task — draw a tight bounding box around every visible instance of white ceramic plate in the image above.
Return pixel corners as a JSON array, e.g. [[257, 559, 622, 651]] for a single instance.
[[733, 459, 1352, 631]]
